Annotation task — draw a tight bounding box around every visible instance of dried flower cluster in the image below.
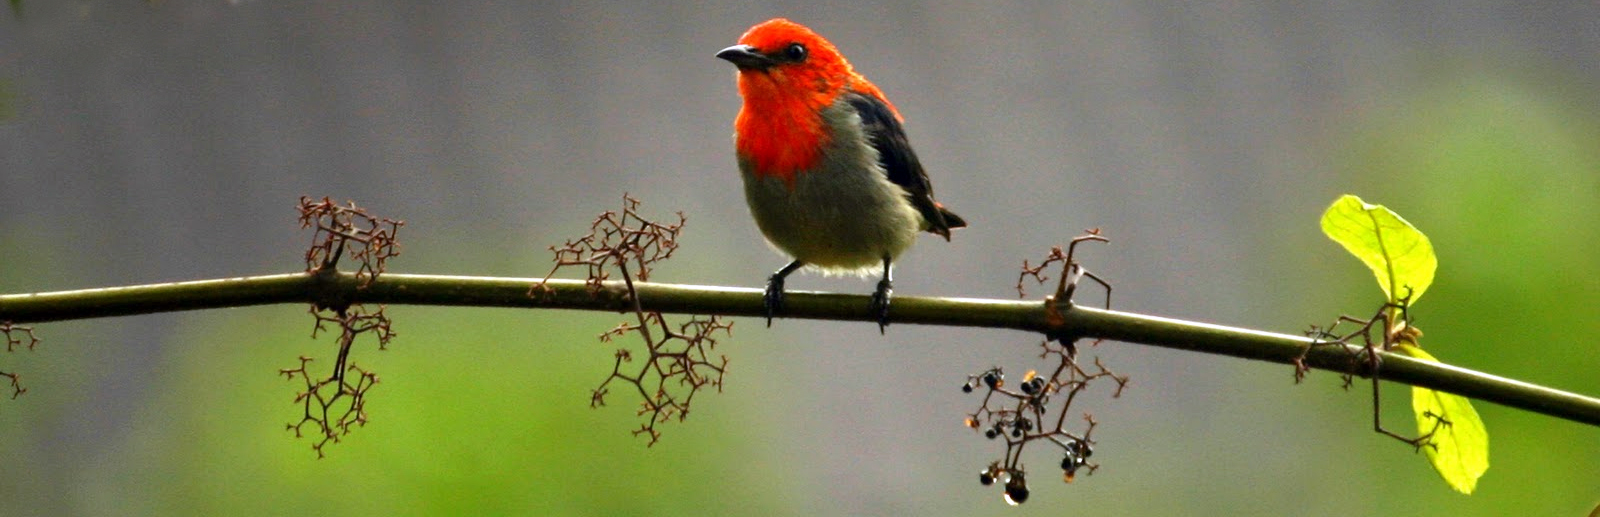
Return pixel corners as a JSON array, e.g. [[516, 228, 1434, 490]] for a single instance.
[[298, 196, 403, 285], [0, 322, 38, 400], [533, 194, 683, 296], [535, 195, 728, 445], [285, 197, 402, 457]]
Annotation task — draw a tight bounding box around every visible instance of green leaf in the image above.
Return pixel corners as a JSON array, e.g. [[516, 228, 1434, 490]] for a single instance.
[[1396, 344, 1489, 494], [1320, 195, 1437, 304]]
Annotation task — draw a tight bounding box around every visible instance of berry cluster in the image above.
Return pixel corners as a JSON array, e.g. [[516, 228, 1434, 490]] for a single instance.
[[963, 234, 1121, 505], [974, 439, 1092, 506], [1060, 438, 1093, 481], [978, 464, 1032, 505], [962, 339, 1125, 505]]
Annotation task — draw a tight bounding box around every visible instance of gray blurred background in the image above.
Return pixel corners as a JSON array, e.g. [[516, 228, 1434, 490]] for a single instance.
[[2, 1, 1598, 515]]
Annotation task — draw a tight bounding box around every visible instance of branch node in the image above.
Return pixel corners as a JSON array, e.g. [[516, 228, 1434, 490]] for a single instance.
[[287, 197, 403, 456], [1299, 293, 1439, 449]]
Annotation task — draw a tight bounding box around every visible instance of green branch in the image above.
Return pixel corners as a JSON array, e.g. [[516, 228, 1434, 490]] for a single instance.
[[2, 271, 1597, 427]]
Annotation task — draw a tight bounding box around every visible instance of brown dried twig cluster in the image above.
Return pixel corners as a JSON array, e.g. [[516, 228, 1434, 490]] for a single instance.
[[534, 194, 728, 445], [1295, 292, 1415, 385], [298, 196, 403, 285], [533, 194, 685, 296], [0, 322, 38, 400], [1017, 229, 1110, 305], [967, 232, 1125, 505], [1297, 293, 1447, 450], [279, 351, 381, 458], [284, 197, 402, 457], [593, 313, 730, 445]]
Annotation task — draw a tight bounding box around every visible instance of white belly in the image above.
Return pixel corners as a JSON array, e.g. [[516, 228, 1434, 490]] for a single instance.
[[737, 100, 929, 275], [742, 162, 924, 274]]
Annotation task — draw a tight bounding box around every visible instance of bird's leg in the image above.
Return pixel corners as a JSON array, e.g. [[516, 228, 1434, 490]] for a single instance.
[[870, 255, 893, 334], [765, 260, 805, 327]]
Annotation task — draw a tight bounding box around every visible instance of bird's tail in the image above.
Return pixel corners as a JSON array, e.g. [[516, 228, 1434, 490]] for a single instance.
[[927, 203, 967, 241], [939, 206, 967, 230]]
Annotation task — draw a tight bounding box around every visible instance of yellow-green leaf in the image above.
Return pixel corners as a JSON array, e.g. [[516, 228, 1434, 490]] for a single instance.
[[1320, 195, 1437, 304], [1396, 344, 1489, 494]]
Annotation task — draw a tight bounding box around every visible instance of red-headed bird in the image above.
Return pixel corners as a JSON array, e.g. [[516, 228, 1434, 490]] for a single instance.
[[718, 18, 966, 332]]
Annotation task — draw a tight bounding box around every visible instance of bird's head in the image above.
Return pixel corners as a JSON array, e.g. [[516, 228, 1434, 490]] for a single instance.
[[720, 19, 900, 181], [718, 18, 867, 112]]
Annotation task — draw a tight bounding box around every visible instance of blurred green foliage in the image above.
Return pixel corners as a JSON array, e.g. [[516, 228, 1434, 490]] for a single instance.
[[1331, 69, 1600, 514], [74, 307, 778, 516]]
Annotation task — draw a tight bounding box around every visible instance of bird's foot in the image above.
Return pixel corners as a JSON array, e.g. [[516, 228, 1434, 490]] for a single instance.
[[764, 273, 787, 327], [870, 278, 892, 334]]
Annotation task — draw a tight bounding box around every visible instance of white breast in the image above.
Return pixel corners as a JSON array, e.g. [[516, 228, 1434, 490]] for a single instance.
[[739, 102, 924, 275]]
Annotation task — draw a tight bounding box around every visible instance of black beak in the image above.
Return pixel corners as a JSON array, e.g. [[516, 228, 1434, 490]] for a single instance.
[[716, 44, 773, 70]]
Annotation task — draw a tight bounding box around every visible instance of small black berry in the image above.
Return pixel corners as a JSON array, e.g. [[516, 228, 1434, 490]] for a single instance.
[[1003, 472, 1029, 505], [979, 471, 995, 486], [1061, 454, 1078, 471]]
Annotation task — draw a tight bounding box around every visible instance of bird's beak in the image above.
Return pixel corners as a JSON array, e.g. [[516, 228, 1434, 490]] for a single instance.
[[716, 44, 773, 70]]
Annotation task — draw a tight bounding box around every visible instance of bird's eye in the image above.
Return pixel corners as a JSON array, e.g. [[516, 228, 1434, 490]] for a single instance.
[[783, 43, 806, 61]]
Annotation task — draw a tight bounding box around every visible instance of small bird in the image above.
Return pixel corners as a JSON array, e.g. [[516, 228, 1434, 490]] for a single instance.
[[718, 18, 966, 332]]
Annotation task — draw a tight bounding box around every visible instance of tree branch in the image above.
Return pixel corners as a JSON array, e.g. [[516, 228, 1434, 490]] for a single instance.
[[2, 271, 1596, 427]]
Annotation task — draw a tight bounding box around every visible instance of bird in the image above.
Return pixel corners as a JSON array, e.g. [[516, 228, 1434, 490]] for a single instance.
[[717, 18, 966, 332]]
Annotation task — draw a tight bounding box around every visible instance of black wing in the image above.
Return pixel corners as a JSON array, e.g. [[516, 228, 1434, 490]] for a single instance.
[[845, 92, 966, 239]]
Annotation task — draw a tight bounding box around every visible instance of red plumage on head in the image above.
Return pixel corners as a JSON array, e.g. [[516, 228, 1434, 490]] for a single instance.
[[729, 18, 900, 183]]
